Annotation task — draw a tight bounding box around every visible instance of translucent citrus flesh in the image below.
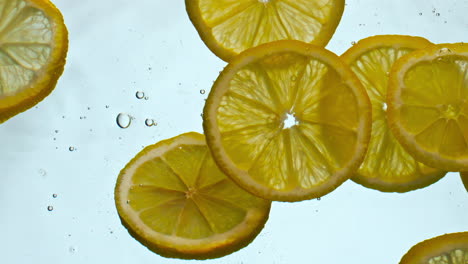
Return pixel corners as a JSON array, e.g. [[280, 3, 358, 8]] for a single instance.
[[342, 36, 446, 192], [115, 132, 270, 259], [388, 44, 468, 171], [400, 232, 468, 264], [187, 0, 344, 61], [204, 41, 371, 201], [0, 0, 67, 123]]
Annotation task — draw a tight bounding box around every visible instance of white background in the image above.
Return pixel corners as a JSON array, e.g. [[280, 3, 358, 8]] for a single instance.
[[1, 0, 467, 263]]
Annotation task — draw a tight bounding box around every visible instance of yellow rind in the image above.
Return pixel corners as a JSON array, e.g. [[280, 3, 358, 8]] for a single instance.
[[399, 232, 468, 264]]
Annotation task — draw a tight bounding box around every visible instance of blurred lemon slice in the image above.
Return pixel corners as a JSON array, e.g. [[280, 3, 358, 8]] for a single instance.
[[399, 232, 468, 264], [203, 40, 371, 202], [341, 35, 446, 192], [114, 132, 271, 260], [0, 0, 68, 123], [185, 0, 344, 61], [387, 43, 468, 171]]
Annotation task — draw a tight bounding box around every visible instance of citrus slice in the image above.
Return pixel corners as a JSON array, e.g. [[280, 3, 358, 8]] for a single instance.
[[399, 232, 468, 264], [460, 172, 468, 192], [0, 0, 68, 124], [203, 40, 371, 202], [341, 35, 446, 192], [114, 132, 271, 260], [387, 43, 468, 171], [185, 0, 345, 61]]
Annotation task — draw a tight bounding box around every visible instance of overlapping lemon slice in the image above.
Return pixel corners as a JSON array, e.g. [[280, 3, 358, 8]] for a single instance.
[[203, 40, 371, 202], [341, 35, 446, 192], [399, 232, 468, 264], [0, 0, 68, 123], [387, 43, 468, 172], [114, 132, 271, 259], [185, 0, 345, 61]]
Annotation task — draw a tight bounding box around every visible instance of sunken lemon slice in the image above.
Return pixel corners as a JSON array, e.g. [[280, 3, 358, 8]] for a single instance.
[[341, 35, 446, 192], [0, 0, 68, 123], [203, 40, 371, 202], [400, 232, 468, 264], [186, 0, 344, 61], [114, 132, 271, 259], [387, 43, 468, 172]]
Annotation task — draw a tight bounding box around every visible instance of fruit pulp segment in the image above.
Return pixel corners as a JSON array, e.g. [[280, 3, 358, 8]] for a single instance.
[[426, 248, 468, 264], [128, 144, 263, 239], [217, 54, 360, 191], [198, 0, 334, 54]]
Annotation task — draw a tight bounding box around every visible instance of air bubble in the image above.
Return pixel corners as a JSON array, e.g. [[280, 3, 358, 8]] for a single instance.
[[69, 146, 75, 151], [47, 206, 54, 211], [419, 12, 422, 16], [436, 13, 440, 16], [136, 91, 145, 99], [116, 113, 132, 129], [200, 89, 205, 94], [145, 119, 157, 127], [52, 194, 58, 198], [351, 41, 356, 45]]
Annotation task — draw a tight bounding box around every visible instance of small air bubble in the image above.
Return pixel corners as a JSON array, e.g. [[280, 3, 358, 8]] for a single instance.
[[144, 96, 149, 100], [436, 13, 440, 16], [69, 247, 76, 254], [47, 206, 54, 211], [351, 41, 356, 45], [200, 89, 205, 94], [317, 197, 321, 201], [136, 91, 145, 99], [105, 105, 110, 109], [52, 194, 58, 198], [116, 113, 132, 129], [145, 119, 156, 127], [55, 130, 59, 133], [69, 146, 75, 152], [419, 12, 422, 16]]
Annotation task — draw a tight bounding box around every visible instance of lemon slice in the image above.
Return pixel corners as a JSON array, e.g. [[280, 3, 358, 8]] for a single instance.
[[399, 232, 468, 264], [185, 0, 344, 61], [203, 40, 371, 202], [341, 35, 446, 192], [114, 132, 271, 260], [461, 172, 468, 192], [387, 43, 468, 171], [0, 0, 68, 123]]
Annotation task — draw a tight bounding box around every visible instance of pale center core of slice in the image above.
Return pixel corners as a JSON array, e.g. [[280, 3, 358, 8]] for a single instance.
[[440, 103, 461, 119], [382, 102, 387, 111], [283, 112, 298, 129]]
